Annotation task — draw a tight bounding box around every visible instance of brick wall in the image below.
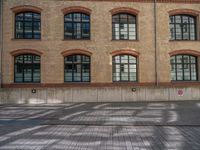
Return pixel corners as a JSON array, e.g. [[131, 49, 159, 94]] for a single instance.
[[2, 0, 200, 86]]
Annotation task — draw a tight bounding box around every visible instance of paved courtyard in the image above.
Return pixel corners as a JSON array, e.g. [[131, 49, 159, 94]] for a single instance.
[[0, 101, 200, 150]]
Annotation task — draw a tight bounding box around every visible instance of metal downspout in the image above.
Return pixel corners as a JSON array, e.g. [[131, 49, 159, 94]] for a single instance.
[[0, 0, 3, 88], [154, 0, 158, 86]]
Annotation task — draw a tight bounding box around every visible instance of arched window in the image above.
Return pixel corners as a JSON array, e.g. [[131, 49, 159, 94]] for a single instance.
[[64, 54, 90, 82], [170, 55, 198, 81], [170, 15, 197, 40], [14, 54, 41, 83], [112, 13, 137, 40], [113, 55, 137, 82], [64, 13, 90, 39], [15, 12, 41, 39]]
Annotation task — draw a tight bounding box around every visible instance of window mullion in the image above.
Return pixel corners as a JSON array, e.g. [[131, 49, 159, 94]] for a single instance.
[[72, 14, 74, 39], [189, 56, 192, 80], [175, 56, 177, 81], [188, 16, 191, 40], [127, 14, 129, 40], [23, 13, 25, 39], [119, 15, 121, 40], [31, 55, 34, 82], [22, 55, 24, 83], [181, 15, 184, 40], [32, 13, 34, 39], [182, 55, 185, 81], [128, 56, 130, 81], [120, 56, 122, 81], [81, 14, 82, 39], [72, 56, 74, 82], [81, 56, 83, 82]]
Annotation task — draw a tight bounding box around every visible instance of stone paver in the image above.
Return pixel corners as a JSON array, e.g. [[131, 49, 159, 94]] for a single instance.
[[0, 101, 200, 149]]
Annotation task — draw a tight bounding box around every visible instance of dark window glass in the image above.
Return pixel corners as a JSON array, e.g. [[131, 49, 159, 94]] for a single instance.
[[64, 55, 90, 82], [14, 54, 41, 83], [112, 13, 137, 40], [64, 13, 90, 39], [113, 55, 137, 82], [170, 55, 198, 81], [170, 15, 196, 40], [15, 12, 41, 39]]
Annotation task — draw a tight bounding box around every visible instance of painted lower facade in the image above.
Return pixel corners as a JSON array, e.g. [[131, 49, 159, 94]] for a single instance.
[[0, 0, 200, 103]]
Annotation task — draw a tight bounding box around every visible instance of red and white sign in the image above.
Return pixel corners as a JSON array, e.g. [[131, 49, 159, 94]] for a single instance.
[[178, 89, 184, 96]]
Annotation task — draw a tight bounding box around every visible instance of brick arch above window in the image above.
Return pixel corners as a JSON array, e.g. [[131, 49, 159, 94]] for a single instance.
[[110, 49, 140, 57], [61, 49, 93, 57], [110, 7, 139, 15], [62, 6, 92, 15], [168, 9, 200, 16], [169, 50, 200, 57], [11, 5, 42, 13], [10, 49, 43, 56]]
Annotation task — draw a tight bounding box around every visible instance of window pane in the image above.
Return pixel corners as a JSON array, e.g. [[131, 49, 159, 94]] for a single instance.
[[65, 14, 73, 22], [175, 15, 181, 23], [82, 23, 90, 38], [24, 13, 32, 21], [170, 24, 175, 40], [120, 14, 128, 23], [191, 64, 197, 80], [171, 64, 176, 81], [170, 16, 175, 23], [74, 13, 81, 22], [121, 55, 128, 63], [176, 55, 182, 63], [82, 14, 90, 22], [16, 13, 24, 21], [65, 23, 73, 38], [112, 15, 119, 23], [33, 13, 41, 21], [23, 68, 32, 82], [129, 56, 136, 63]]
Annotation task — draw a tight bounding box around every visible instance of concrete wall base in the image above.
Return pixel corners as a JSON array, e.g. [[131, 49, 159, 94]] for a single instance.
[[0, 87, 199, 104]]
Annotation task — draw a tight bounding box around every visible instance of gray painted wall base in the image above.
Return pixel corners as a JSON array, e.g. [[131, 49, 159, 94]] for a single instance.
[[0, 87, 199, 104]]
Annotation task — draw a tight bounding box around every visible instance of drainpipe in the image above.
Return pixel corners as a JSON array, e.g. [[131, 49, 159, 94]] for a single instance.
[[0, 0, 3, 88], [154, 0, 158, 86]]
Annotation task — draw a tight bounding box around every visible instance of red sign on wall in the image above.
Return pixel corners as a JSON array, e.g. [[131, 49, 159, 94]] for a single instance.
[[178, 89, 184, 96]]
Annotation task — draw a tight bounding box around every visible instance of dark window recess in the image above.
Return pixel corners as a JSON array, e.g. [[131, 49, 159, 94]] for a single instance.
[[170, 55, 198, 81], [112, 13, 137, 40], [64, 55, 90, 82], [113, 55, 137, 82], [15, 12, 41, 39], [14, 54, 41, 83], [64, 13, 90, 39], [170, 15, 197, 40]]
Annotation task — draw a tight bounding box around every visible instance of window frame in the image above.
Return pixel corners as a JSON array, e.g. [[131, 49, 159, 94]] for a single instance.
[[170, 54, 198, 81], [14, 54, 41, 83], [169, 14, 197, 41], [112, 13, 137, 41], [15, 11, 41, 39], [64, 12, 91, 40], [112, 54, 138, 82], [64, 54, 91, 82]]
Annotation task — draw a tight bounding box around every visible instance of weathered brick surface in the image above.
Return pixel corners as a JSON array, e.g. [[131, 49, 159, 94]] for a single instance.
[[2, 0, 200, 85]]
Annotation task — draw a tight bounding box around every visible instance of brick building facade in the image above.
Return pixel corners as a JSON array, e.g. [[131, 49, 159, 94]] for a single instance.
[[0, 0, 200, 103]]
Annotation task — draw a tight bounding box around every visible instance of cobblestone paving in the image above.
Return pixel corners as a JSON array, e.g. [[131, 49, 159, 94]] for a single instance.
[[0, 101, 200, 149]]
